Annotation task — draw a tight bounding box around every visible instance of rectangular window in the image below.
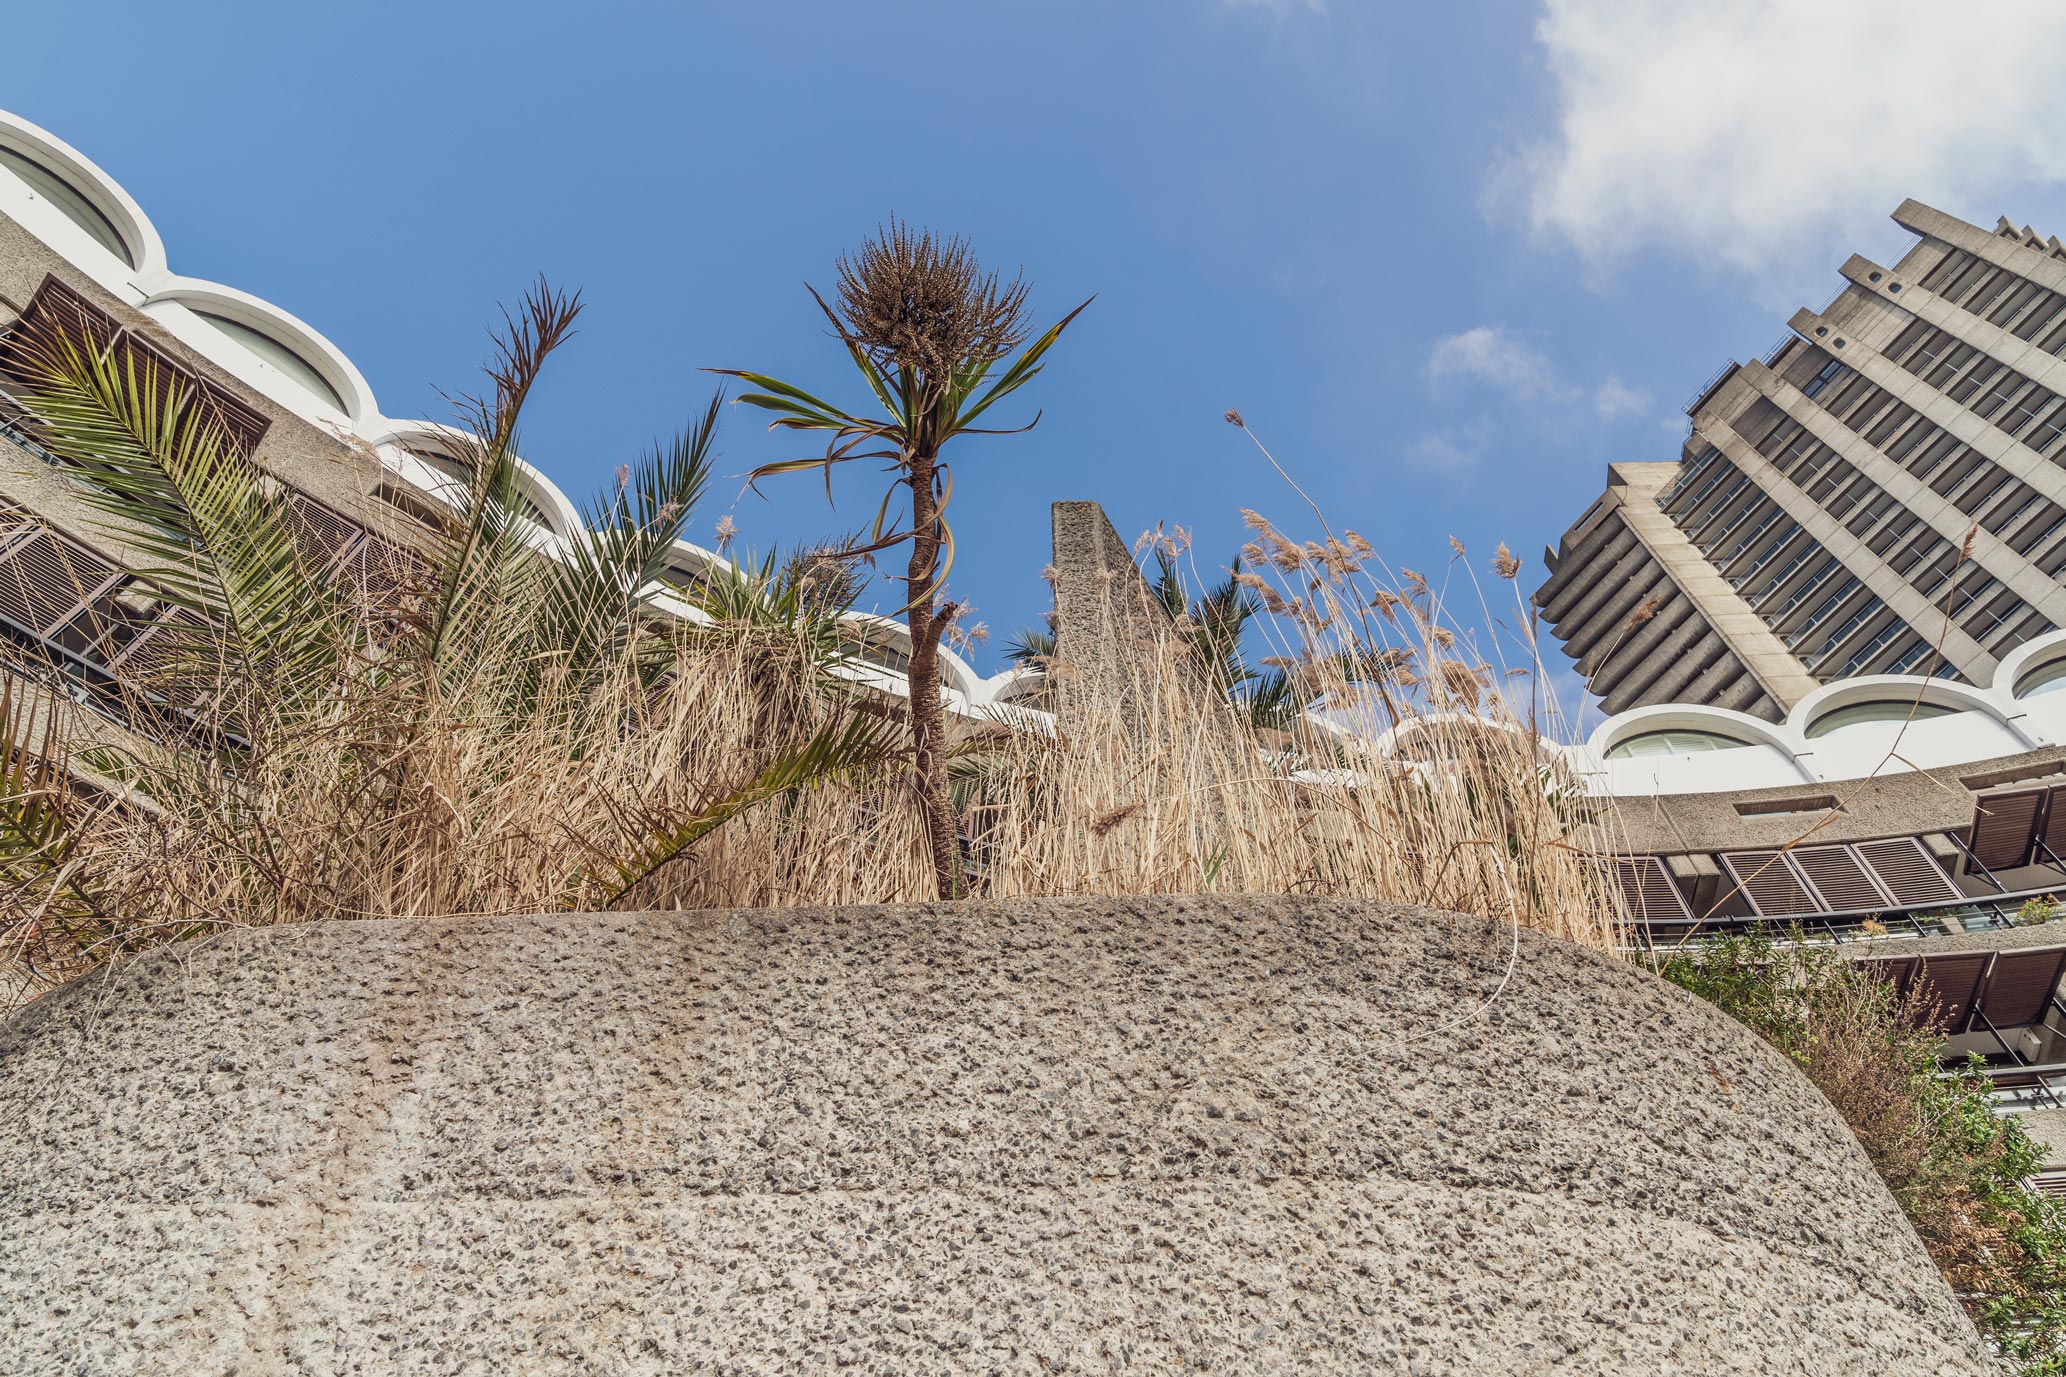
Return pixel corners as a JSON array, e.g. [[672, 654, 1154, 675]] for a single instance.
[[1925, 343, 1977, 391], [1948, 359, 2004, 406], [2016, 291, 2066, 342], [1972, 376, 2027, 422], [1885, 416, 1936, 464], [2032, 409, 2066, 455], [2007, 390, 2060, 439], [1966, 268, 2019, 317], [1803, 358, 1846, 399], [1922, 248, 1975, 293], [1992, 279, 2046, 329]]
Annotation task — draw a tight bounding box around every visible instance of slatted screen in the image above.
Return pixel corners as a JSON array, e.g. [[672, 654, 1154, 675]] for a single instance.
[[0, 276, 270, 463], [1977, 946, 2066, 1029], [1971, 789, 2047, 870], [1854, 837, 1963, 905], [1610, 856, 1694, 923], [1791, 845, 1892, 911], [0, 531, 121, 637], [284, 492, 366, 573], [2041, 786, 2066, 865], [1856, 954, 1918, 999], [111, 609, 215, 709], [1721, 849, 1818, 916], [348, 533, 430, 610], [1911, 953, 1991, 1034]]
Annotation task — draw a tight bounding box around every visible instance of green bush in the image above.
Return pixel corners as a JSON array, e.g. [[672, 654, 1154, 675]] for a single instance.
[[1659, 930, 2066, 1374]]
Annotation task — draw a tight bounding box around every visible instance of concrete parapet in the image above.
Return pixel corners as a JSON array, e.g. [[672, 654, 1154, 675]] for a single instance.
[[0, 896, 1988, 1374]]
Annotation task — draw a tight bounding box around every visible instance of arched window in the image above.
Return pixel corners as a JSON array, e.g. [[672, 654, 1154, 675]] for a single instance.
[[406, 444, 561, 535], [1805, 700, 1957, 738], [0, 145, 134, 266], [1605, 728, 1753, 760], [2017, 658, 2066, 700], [193, 311, 348, 415]]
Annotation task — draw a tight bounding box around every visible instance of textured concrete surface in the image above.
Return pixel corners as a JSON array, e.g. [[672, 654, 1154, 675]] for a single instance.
[[0, 897, 1990, 1375], [1047, 499, 1174, 723]]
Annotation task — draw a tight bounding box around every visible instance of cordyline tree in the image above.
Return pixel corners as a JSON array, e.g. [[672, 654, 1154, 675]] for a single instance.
[[716, 222, 1088, 898]]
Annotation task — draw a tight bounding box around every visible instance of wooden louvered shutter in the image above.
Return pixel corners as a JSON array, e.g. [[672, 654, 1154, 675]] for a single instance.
[[1856, 955, 1917, 998], [1791, 844, 1892, 912], [1978, 947, 2066, 1029], [2040, 786, 2066, 864], [184, 375, 270, 460], [1721, 850, 1816, 916], [0, 531, 120, 635], [349, 534, 433, 619], [112, 609, 215, 709], [1611, 856, 1693, 923], [1911, 952, 1991, 1034], [1, 277, 271, 463], [285, 493, 367, 576], [0, 276, 118, 377], [1971, 789, 2046, 870], [1855, 837, 1961, 905]]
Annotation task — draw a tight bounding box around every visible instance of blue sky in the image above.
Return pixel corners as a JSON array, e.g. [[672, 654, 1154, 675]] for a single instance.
[[12, 1, 2066, 705]]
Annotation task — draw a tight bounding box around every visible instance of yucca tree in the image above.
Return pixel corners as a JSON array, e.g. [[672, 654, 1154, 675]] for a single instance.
[[715, 221, 1088, 898], [0, 282, 894, 971]]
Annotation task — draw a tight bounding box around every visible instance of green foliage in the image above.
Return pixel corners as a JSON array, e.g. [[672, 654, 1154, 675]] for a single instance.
[[2021, 896, 2062, 927], [1661, 929, 2066, 1373], [711, 286, 1089, 603], [0, 282, 898, 966]]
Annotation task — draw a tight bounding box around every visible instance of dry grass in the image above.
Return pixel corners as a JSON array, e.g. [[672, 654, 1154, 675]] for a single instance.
[[0, 498, 1630, 1010], [951, 510, 1623, 948]]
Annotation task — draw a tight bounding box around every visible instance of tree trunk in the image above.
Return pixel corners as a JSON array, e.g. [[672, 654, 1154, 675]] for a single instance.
[[904, 454, 962, 899]]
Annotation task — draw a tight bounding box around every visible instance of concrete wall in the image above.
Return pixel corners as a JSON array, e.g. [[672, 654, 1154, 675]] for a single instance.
[[0, 897, 1990, 1375]]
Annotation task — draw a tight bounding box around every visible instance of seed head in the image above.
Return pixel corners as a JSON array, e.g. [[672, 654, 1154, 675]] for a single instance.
[[835, 218, 1030, 383]]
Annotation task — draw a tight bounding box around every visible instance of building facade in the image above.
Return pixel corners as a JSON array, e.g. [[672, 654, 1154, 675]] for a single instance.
[[0, 108, 1049, 737], [1539, 199, 2066, 722]]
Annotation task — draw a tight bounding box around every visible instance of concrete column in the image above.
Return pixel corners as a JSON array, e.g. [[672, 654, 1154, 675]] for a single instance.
[[1839, 253, 2066, 398], [1895, 198, 2066, 298], [1609, 463, 1818, 710], [1762, 319, 2066, 629], [1696, 376, 1996, 681]]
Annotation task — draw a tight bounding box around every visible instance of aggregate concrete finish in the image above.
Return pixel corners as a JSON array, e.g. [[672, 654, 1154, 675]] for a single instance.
[[0, 897, 1991, 1376], [1048, 499, 1182, 725]]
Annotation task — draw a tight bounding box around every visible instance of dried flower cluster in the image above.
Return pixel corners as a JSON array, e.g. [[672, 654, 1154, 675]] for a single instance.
[[836, 218, 1031, 382]]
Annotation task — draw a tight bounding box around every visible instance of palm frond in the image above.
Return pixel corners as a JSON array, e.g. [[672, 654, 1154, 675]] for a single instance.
[[423, 283, 583, 687], [532, 391, 721, 691], [9, 325, 346, 713], [597, 708, 900, 904]]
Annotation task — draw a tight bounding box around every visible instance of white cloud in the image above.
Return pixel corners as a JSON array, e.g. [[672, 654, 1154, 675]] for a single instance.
[[1406, 419, 1493, 473], [1591, 376, 1646, 421], [1426, 326, 1569, 404], [1426, 325, 1649, 424], [1500, 0, 2066, 299]]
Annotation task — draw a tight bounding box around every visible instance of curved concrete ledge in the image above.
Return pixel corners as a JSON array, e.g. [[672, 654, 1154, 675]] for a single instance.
[[0, 897, 1988, 1374]]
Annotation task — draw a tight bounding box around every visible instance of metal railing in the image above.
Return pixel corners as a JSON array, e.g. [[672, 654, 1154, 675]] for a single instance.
[[1631, 876, 2066, 951], [1972, 1062, 2066, 1115], [1683, 359, 1738, 415]]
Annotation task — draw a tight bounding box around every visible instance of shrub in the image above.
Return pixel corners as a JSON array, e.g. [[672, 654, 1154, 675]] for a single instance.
[[1661, 930, 2066, 1372], [2021, 896, 2062, 927], [0, 286, 1632, 1007]]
